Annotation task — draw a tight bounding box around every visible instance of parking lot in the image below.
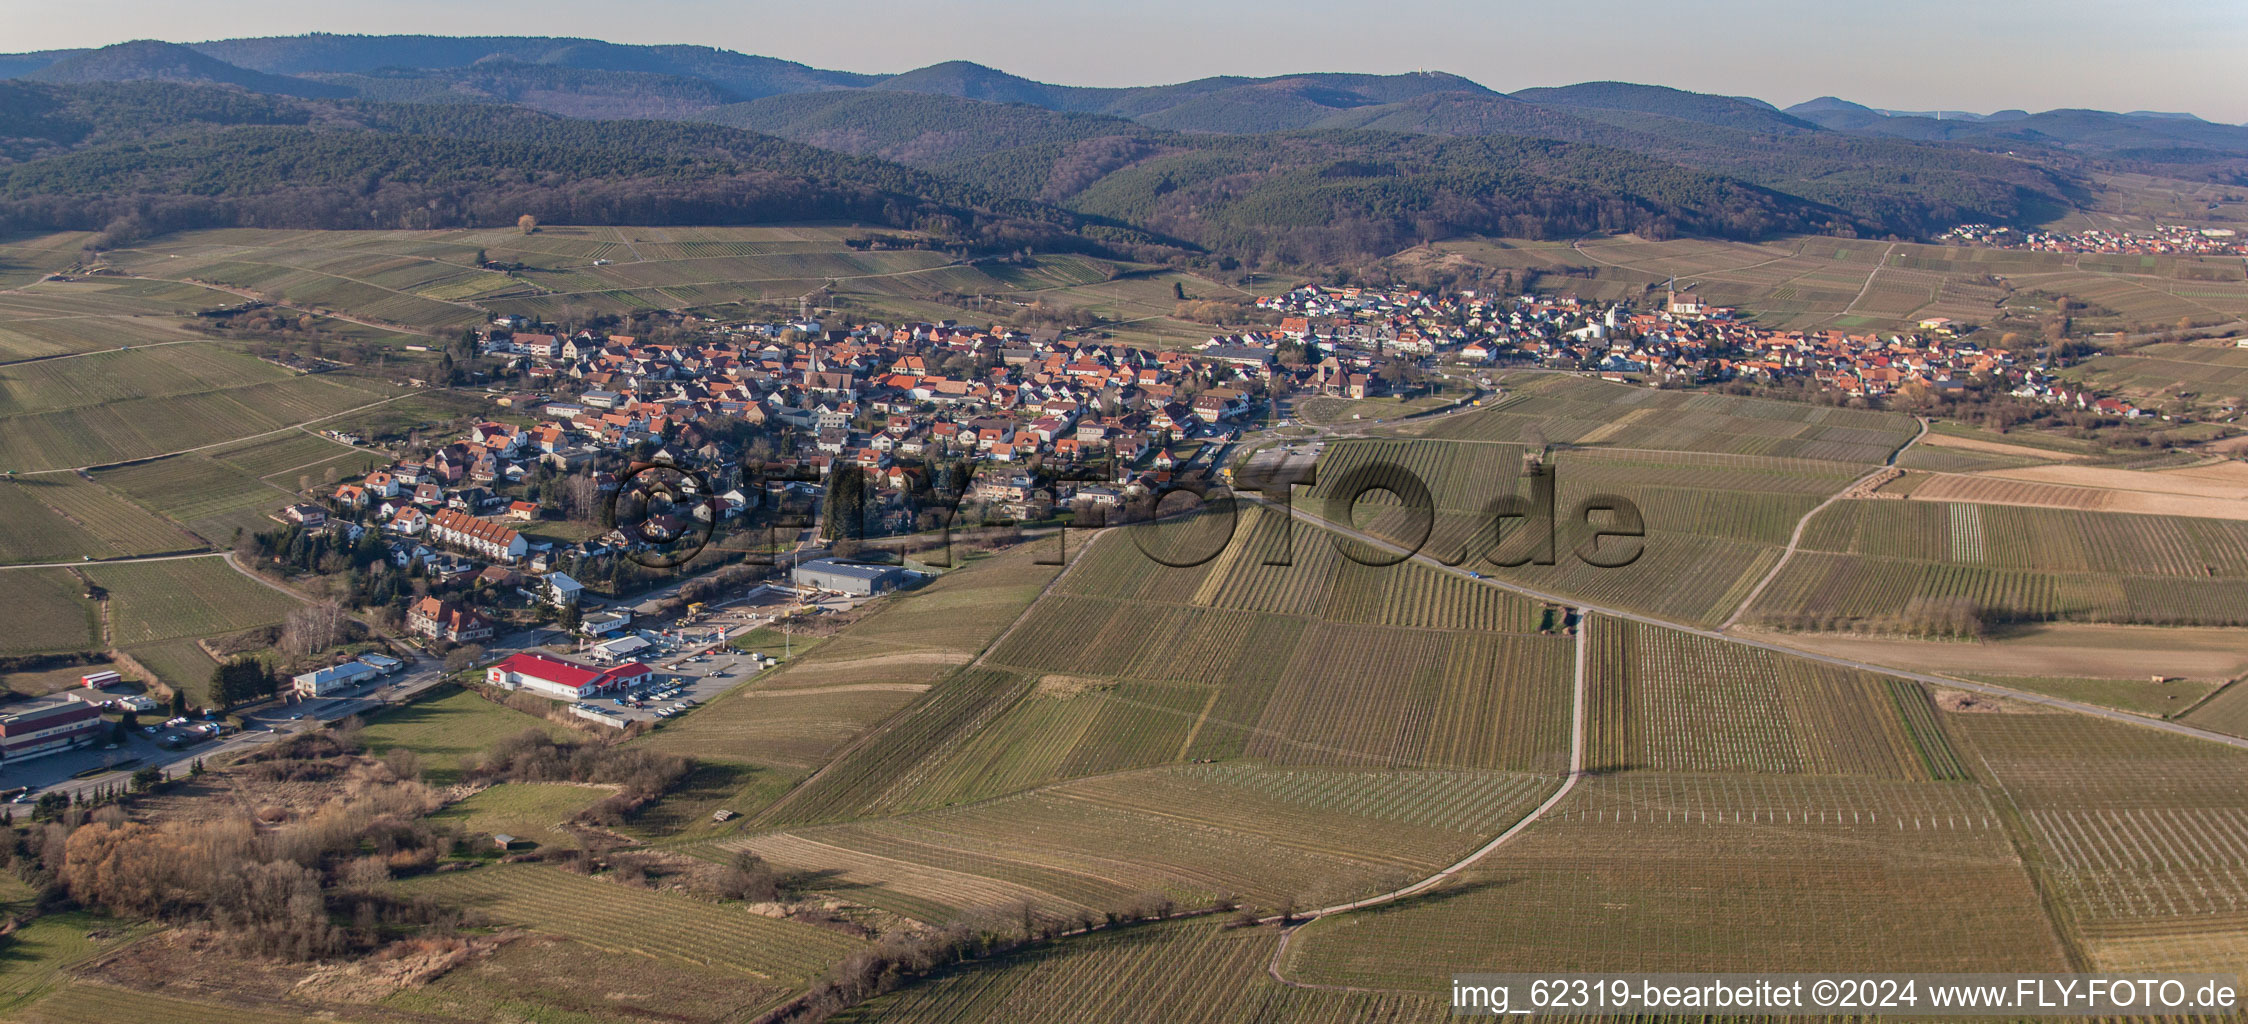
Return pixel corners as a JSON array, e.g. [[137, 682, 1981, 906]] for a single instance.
[[565, 625, 790, 726]]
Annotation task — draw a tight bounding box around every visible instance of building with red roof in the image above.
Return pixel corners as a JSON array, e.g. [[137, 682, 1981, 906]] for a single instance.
[[486, 652, 652, 702]]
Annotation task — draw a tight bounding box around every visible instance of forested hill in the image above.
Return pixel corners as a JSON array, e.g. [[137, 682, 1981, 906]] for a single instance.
[[3, 33, 2242, 265], [0, 79, 1884, 264], [0, 83, 1171, 256], [704, 89, 2069, 247]]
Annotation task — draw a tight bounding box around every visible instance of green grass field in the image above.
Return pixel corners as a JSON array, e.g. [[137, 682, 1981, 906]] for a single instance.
[[429, 782, 606, 850], [0, 912, 152, 1018], [359, 687, 579, 784], [0, 662, 124, 698]]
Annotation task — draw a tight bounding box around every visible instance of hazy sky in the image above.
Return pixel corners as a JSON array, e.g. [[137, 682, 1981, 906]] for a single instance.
[[7, 0, 2246, 122]]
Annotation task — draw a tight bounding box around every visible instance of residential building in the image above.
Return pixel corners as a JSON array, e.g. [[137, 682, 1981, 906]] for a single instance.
[[406, 597, 495, 643], [428, 507, 528, 563]]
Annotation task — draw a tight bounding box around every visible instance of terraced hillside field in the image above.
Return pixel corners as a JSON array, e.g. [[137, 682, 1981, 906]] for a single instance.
[[1428, 234, 2248, 333], [0, 569, 98, 655], [727, 764, 1556, 921], [0, 347, 395, 474], [1749, 498, 2248, 627], [1305, 436, 1866, 626], [1954, 710, 2248, 973], [1585, 618, 1965, 780], [396, 864, 865, 1007], [81, 557, 302, 646], [1406, 373, 1918, 464], [96, 227, 1226, 348], [648, 543, 1063, 771], [835, 916, 1437, 1024], [761, 538, 1572, 828], [1281, 773, 2068, 988], [0, 474, 204, 564]]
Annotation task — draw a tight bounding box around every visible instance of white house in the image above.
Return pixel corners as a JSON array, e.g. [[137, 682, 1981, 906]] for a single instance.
[[542, 572, 584, 607]]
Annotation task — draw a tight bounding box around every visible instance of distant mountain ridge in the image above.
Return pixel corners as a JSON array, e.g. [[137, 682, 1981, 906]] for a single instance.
[[22, 39, 350, 99], [0, 33, 2241, 266], [2, 35, 2236, 150]]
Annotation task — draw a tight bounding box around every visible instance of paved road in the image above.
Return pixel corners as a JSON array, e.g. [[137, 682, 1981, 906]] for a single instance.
[[1255, 495, 2248, 753], [1264, 608, 1590, 984], [3, 550, 815, 801], [1, 623, 553, 802]]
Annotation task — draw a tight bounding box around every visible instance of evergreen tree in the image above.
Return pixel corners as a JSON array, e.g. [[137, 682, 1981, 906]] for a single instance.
[[821, 462, 868, 542]]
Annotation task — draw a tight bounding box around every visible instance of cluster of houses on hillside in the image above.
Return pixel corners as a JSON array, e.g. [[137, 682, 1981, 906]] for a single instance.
[[1256, 283, 2147, 414], [1941, 222, 2248, 257], [300, 313, 1326, 603], [299, 280, 2166, 600]]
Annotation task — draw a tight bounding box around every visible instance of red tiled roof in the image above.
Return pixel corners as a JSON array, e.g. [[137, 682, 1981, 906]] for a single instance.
[[489, 653, 651, 693]]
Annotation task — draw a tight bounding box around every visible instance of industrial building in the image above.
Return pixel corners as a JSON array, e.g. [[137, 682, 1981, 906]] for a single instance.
[[791, 558, 911, 596], [292, 662, 381, 698], [486, 652, 652, 701], [0, 701, 104, 764]]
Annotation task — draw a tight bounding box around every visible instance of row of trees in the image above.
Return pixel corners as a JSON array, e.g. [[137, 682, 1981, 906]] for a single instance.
[[209, 656, 283, 709]]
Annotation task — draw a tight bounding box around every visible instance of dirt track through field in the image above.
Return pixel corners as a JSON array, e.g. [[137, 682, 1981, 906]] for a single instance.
[[1263, 495, 2248, 750], [1911, 469, 2248, 521], [736, 682, 933, 698], [1918, 431, 2088, 461], [1720, 416, 1929, 630], [1265, 607, 1587, 988]]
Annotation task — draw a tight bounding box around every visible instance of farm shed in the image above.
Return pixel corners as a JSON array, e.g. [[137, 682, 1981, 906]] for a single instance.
[[791, 559, 910, 596]]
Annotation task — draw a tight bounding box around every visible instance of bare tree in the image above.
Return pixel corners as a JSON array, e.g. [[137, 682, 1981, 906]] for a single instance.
[[517, 214, 538, 235], [562, 472, 603, 525], [444, 644, 486, 673], [279, 601, 349, 660]]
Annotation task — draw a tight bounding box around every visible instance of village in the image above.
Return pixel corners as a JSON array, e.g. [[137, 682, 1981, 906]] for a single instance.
[[281, 276, 2172, 646], [1254, 282, 2152, 417], [1940, 221, 2248, 257]]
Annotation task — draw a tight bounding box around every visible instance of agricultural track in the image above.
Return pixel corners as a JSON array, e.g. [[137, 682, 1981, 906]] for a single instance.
[[1253, 495, 2248, 753], [1719, 415, 1929, 631], [0, 550, 226, 571], [750, 531, 1098, 823], [1263, 607, 1589, 988], [1839, 242, 1904, 317], [14, 389, 440, 477], [104, 271, 448, 337]]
